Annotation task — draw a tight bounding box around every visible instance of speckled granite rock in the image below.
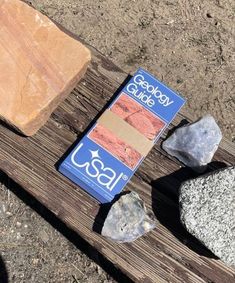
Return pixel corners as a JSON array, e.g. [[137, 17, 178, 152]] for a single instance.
[[0, 0, 91, 136], [101, 192, 156, 243], [162, 115, 222, 171], [179, 166, 235, 267]]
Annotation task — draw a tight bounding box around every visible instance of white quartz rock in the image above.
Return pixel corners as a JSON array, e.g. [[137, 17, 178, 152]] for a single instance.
[[162, 115, 222, 171], [101, 192, 156, 243]]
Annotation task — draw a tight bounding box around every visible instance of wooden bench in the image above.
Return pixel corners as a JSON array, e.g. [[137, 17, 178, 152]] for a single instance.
[[0, 43, 235, 283]]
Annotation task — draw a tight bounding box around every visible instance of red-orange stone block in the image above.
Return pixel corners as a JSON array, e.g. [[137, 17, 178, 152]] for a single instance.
[[0, 0, 91, 136]]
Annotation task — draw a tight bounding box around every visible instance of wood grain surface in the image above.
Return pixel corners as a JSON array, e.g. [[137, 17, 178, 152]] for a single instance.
[[0, 42, 235, 282]]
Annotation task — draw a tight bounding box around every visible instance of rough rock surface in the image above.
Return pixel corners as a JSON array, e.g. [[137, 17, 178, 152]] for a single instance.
[[179, 166, 235, 267], [102, 192, 156, 243], [162, 115, 222, 171], [0, 0, 91, 136]]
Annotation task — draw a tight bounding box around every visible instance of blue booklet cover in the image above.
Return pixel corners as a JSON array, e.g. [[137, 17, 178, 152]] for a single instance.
[[59, 68, 186, 203]]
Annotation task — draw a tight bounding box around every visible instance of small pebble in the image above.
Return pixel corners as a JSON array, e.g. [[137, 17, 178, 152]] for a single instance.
[[16, 232, 21, 240], [6, 211, 13, 217], [16, 221, 22, 228], [32, 258, 39, 265], [38, 230, 49, 243], [0, 203, 7, 213], [97, 266, 103, 276]]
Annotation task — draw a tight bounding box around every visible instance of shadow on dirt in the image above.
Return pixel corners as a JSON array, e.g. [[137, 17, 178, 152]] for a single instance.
[[0, 172, 133, 283], [0, 256, 8, 283], [151, 161, 227, 258]]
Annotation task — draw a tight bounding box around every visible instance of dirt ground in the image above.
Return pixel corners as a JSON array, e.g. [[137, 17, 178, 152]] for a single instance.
[[0, 0, 234, 282]]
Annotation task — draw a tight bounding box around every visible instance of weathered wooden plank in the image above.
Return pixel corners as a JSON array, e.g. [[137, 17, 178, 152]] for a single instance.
[[0, 41, 235, 283]]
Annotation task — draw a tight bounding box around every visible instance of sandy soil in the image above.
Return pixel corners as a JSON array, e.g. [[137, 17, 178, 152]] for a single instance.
[[0, 174, 127, 283], [0, 0, 234, 282], [28, 0, 235, 141]]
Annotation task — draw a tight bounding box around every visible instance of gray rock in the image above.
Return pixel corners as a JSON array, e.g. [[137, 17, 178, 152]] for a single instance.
[[101, 192, 156, 243], [162, 115, 222, 171], [179, 166, 235, 267]]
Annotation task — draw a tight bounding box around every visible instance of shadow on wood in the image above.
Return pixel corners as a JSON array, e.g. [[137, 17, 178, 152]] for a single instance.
[[0, 120, 25, 137], [151, 161, 227, 258], [0, 172, 133, 283], [0, 256, 8, 283]]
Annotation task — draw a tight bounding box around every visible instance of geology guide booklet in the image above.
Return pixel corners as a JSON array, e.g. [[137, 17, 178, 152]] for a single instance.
[[59, 68, 186, 203]]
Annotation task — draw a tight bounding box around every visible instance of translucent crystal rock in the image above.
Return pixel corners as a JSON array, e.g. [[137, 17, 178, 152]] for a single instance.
[[162, 115, 222, 171], [179, 166, 235, 267], [101, 192, 156, 243]]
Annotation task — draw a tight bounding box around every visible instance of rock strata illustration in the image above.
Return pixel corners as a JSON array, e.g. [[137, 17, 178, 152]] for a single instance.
[[111, 93, 165, 140], [89, 124, 142, 169]]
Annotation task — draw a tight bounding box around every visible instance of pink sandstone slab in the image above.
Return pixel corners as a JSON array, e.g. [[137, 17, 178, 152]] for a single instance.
[[0, 0, 91, 136]]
